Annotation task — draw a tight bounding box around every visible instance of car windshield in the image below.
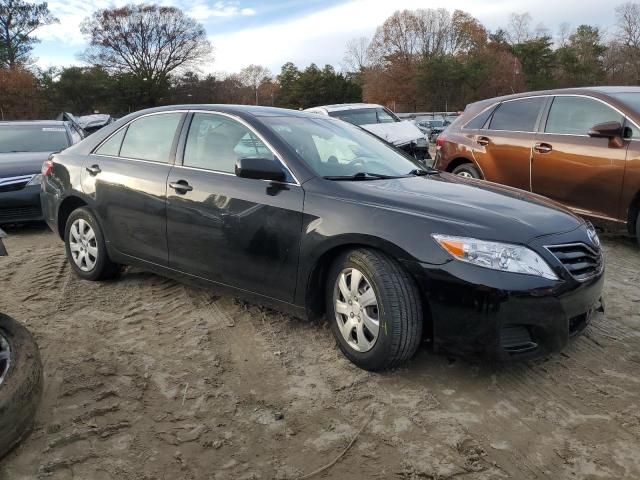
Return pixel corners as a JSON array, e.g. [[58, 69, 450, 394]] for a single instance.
[[329, 108, 399, 126], [262, 116, 421, 179], [0, 125, 69, 153]]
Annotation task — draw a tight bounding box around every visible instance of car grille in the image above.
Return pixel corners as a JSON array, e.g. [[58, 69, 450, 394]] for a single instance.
[[546, 243, 603, 281], [0, 206, 41, 222], [0, 175, 33, 193]]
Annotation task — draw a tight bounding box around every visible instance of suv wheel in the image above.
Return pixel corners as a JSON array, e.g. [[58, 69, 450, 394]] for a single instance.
[[452, 163, 482, 179], [326, 249, 423, 371], [64, 207, 120, 281]]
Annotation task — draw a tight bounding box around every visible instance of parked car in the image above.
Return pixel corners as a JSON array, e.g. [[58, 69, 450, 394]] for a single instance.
[[304, 103, 431, 161], [415, 118, 451, 142], [0, 228, 44, 459], [435, 87, 640, 244], [0, 120, 83, 224], [41, 105, 604, 370]]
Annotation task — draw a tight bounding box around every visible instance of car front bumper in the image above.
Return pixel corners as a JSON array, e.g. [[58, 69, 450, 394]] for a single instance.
[[408, 257, 605, 361], [0, 184, 43, 224]]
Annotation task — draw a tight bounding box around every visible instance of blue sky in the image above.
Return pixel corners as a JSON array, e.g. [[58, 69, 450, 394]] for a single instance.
[[32, 0, 617, 75]]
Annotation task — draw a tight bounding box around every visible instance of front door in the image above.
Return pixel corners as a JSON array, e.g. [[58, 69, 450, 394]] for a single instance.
[[531, 96, 627, 220], [471, 96, 545, 190], [82, 112, 185, 265], [166, 112, 304, 303]]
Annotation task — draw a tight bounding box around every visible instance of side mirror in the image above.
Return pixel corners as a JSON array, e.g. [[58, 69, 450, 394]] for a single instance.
[[235, 157, 286, 182], [588, 121, 623, 139]]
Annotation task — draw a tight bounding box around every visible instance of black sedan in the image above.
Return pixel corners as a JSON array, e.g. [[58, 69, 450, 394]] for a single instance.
[[40, 105, 604, 370], [0, 120, 83, 224]]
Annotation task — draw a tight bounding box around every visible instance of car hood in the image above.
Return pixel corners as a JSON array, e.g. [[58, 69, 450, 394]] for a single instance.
[[330, 173, 584, 245], [0, 152, 49, 177], [360, 121, 425, 146]]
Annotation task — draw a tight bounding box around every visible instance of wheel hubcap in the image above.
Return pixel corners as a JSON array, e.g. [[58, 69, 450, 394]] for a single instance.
[[69, 219, 98, 272], [334, 268, 380, 353], [0, 333, 10, 386], [457, 171, 473, 178]]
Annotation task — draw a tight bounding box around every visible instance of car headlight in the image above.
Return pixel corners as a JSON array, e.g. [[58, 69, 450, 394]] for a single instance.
[[432, 234, 558, 280], [26, 174, 42, 186]]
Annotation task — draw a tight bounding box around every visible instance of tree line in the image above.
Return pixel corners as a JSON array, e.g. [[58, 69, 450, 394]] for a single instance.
[[0, 0, 639, 120]]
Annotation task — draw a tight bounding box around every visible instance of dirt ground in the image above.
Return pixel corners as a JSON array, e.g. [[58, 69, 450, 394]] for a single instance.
[[0, 225, 639, 480]]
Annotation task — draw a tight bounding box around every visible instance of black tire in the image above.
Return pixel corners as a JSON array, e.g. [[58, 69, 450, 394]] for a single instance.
[[636, 211, 640, 247], [0, 313, 43, 459], [452, 163, 482, 179], [326, 249, 423, 371], [64, 207, 120, 281]]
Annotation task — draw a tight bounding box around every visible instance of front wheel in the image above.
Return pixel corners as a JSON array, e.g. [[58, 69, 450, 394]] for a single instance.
[[326, 249, 423, 371], [64, 207, 120, 281], [452, 163, 482, 179]]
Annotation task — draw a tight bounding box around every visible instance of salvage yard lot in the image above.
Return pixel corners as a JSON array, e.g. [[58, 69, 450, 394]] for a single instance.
[[0, 226, 639, 480]]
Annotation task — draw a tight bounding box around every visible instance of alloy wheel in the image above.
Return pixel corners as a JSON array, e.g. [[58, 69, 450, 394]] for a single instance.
[[69, 219, 98, 272], [333, 268, 380, 352], [457, 171, 473, 178], [0, 333, 10, 386]]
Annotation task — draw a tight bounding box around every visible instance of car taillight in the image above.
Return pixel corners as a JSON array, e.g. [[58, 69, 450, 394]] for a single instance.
[[42, 160, 54, 177], [436, 135, 446, 148]]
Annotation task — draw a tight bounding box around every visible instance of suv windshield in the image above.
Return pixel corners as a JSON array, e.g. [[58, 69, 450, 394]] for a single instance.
[[262, 116, 420, 179], [329, 108, 400, 126], [0, 125, 69, 153]]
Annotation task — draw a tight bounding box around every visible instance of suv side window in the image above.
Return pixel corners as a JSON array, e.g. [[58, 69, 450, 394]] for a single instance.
[[119, 113, 183, 162], [465, 106, 495, 129], [545, 96, 623, 135], [489, 97, 545, 132], [183, 113, 277, 173]]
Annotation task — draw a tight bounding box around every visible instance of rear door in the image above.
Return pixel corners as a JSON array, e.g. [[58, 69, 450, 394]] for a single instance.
[[166, 112, 304, 303], [472, 97, 546, 190], [531, 95, 627, 220], [83, 112, 185, 265]]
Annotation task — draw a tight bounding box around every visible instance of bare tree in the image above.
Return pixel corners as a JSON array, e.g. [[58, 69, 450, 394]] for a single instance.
[[557, 22, 572, 47], [80, 4, 212, 96], [0, 0, 57, 68], [616, 2, 640, 48], [507, 12, 532, 44], [239, 64, 271, 105], [343, 36, 371, 72]]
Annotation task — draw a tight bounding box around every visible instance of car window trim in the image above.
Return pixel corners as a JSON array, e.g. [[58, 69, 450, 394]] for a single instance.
[[538, 93, 640, 137], [91, 110, 188, 164], [183, 109, 301, 186]]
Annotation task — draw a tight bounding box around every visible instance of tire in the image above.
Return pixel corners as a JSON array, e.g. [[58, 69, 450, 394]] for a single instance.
[[326, 249, 423, 371], [452, 163, 482, 179], [0, 313, 43, 459], [636, 211, 640, 247], [64, 207, 120, 281]]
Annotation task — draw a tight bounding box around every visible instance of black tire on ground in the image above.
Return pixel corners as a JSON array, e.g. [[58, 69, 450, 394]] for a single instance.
[[64, 207, 120, 281], [452, 163, 482, 179], [0, 313, 43, 460], [636, 211, 640, 247], [326, 248, 423, 371]]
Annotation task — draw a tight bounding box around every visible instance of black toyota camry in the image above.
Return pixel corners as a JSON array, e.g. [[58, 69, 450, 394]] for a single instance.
[[40, 105, 604, 370]]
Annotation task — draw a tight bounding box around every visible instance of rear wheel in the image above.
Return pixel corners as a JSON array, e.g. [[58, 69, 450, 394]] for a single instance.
[[326, 249, 423, 371], [452, 163, 482, 179], [64, 207, 120, 281]]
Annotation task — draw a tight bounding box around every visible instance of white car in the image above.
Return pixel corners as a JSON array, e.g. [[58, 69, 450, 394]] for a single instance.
[[304, 103, 430, 161]]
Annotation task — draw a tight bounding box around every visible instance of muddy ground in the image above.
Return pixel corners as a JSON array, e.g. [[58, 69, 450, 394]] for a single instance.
[[0, 225, 639, 480]]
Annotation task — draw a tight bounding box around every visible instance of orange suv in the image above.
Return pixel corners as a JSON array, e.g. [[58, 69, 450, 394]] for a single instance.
[[435, 87, 640, 243]]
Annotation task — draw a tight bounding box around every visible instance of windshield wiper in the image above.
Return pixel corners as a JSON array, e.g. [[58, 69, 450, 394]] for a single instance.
[[323, 172, 401, 181], [408, 167, 439, 176]]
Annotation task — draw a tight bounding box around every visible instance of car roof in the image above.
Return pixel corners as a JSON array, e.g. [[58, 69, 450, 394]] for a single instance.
[[0, 120, 68, 127], [126, 104, 316, 119], [305, 103, 384, 113]]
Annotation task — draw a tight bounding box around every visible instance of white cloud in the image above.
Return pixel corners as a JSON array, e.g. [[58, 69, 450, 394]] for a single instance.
[[188, 1, 258, 21]]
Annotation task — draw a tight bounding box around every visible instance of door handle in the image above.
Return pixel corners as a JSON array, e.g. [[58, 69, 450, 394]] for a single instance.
[[169, 180, 193, 194], [534, 143, 552, 153], [86, 164, 101, 176], [476, 136, 490, 146]]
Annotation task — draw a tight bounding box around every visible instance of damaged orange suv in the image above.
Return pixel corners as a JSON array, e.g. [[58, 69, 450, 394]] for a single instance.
[[435, 87, 640, 243]]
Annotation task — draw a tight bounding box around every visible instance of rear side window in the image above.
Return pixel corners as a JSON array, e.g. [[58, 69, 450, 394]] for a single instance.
[[489, 98, 545, 132], [464, 106, 495, 129], [545, 96, 624, 135], [119, 113, 183, 162], [95, 128, 126, 156]]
